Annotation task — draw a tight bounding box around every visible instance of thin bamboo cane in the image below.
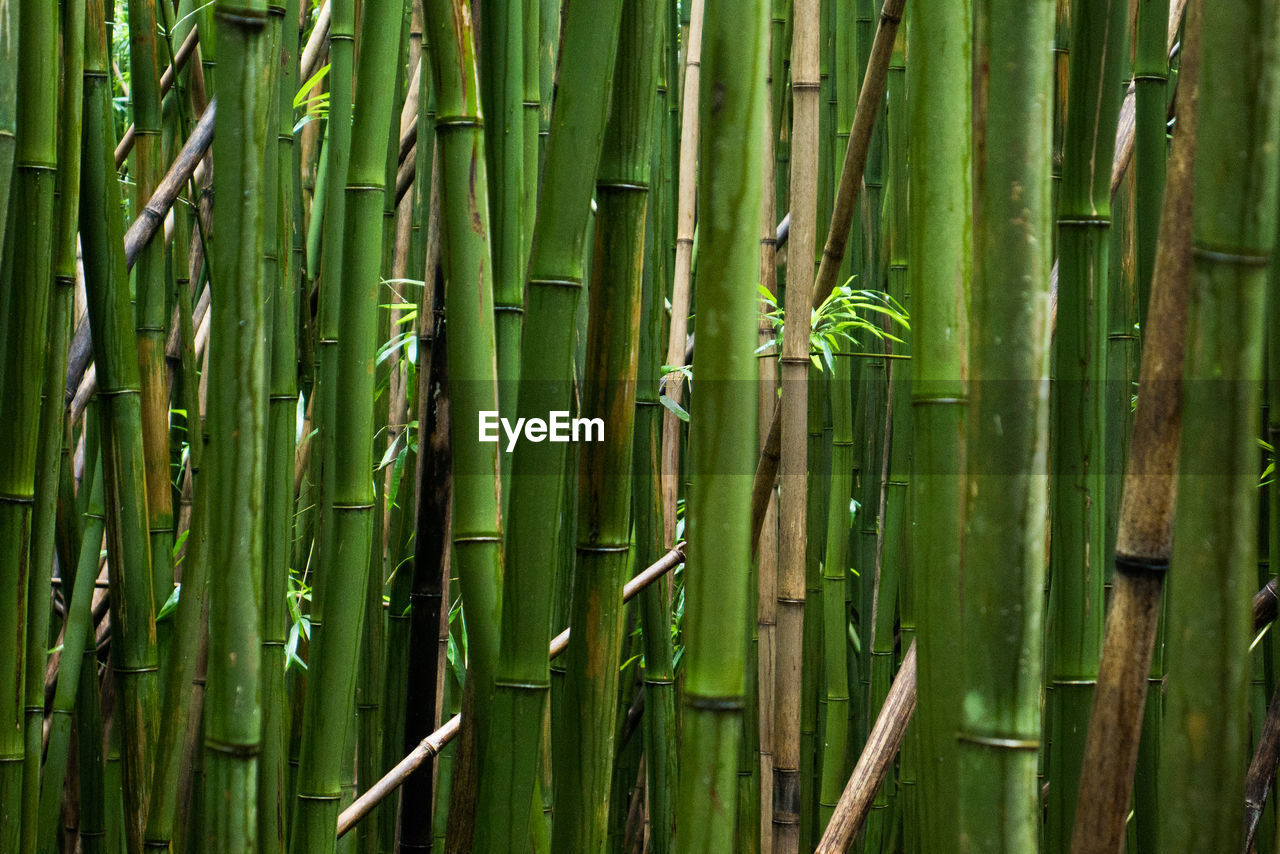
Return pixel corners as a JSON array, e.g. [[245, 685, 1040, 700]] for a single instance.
[[757, 17, 781, 849], [337, 546, 686, 837], [129, 0, 177, 625], [79, 3, 161, 845], [114, 24, 200, 168], [1046, 0, 1129, 845], [1244, 681, 1280, 851], [814, 642, 916, 854], [772, 0, 818, 845], [630, 12, 679, 853], [749, 0, 904, 551], [958, 0, 1054, 848], [1133, 0, 1171, 328], [536, 2, 660, 846], [1068, 5, 1202, 850], [1156, 0, 1280, 846], [291, 2, 404, 852], [36, 456, 102, 854], [658, 0, 702, 548], [479, 0, 527, 498]]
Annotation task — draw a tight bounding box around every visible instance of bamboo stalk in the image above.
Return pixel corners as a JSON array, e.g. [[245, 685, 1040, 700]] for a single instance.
[[473, 0, 626, 844], [814, 642, 917, 853], [1155, 0, 1280, 846], [337, 546, 686, 837], [1068, 4, 1201, 850], [906, 0, 969, 849], [749, 0, 905, 552], [418, 0, 504, 844], [958, 0, 1054, 848], [674, 1, 765, 850], [79, 3, 162, 844], [772, 0, 818, 846], [1046, 0, 1129, 845], [535, 2, 660, 847], [113, 25, 202, 168], [0, 0, 19, 269], [290, 2, 404, 852], [658, 0, 702, 548]]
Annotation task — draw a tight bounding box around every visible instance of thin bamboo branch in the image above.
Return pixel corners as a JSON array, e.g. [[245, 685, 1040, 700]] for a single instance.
[[336, 545, 687, 838], [113, 25, 202, 169]]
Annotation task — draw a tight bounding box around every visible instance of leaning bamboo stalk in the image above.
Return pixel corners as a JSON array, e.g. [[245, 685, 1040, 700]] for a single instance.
[[79, 3, 164, 847], [113, 25, 201, 168], [1243, 681, 1280, 851], [337, 545, 687, 838], [658, 0, 703, 547], [814, 641, 917, 854], [749, 0, 905, 550], [1068, 4, 1202, 851], [1154, 0, 1280, 846]]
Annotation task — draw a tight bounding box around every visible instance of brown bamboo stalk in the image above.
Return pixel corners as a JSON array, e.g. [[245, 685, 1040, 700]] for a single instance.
[[748, 0, 904, 548], [1067, 3, 1203, 851], [1243, 681, 1280, 851], [335, 545, 687, 837], [659, 0, 704, 547], [122, 100, 216, 265], [813, 641, 917, 854]]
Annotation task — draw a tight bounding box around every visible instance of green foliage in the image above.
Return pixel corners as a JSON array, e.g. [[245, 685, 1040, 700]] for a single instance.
[[757, 279, 910, 371]]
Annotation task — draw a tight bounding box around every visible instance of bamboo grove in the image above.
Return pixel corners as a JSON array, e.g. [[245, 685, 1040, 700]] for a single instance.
[[5, 0, 1280, 851]]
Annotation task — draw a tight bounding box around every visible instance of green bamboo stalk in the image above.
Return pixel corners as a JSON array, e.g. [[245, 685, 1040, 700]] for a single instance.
[[800, 368, 827, 853], [906, 1, 970, 847], [1157, 0, 1280, 846], [479, 0, 526, 497], [417, 0, 503, 845], [311, 0, 354, 631], [817, 346, 854, 834], [201, 0, 274, 848], [1046, 0, 1129, 845], [291, 1, 404, 851], [73, 427, 107, 854], [539, 1, 660, 847], [259, 2, 300, 851], [773, 0, 818, 845], [634, 17, 679, 854], [675, 2, 765, 848], [79, 2, 162, 845], [958, 0, 1054, 849], [475, 0, 626, 844], [37, 454, 102, 854], [21, 0, 78, 848], [0, 0, 57, 845], [131, 0, 177, 620]]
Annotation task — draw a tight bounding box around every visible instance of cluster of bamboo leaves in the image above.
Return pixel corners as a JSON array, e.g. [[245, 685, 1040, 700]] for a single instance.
[[6, 0, 1280, 852]]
